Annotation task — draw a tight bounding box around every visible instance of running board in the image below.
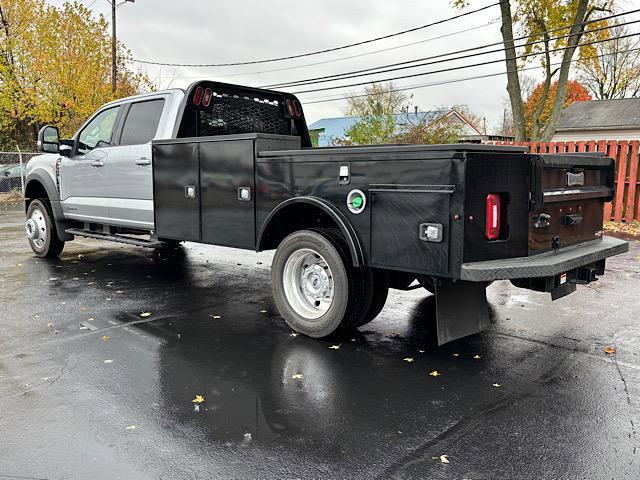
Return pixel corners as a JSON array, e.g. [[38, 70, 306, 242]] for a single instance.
[[65, 228, 164, 248]]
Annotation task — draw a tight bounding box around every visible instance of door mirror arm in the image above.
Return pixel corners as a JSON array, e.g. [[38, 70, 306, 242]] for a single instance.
[[60, 139, 74, 158]]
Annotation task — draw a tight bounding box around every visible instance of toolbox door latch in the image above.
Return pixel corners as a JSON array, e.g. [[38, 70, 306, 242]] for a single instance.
[[339, 165, 350, 185], [419, 223, 443, 243]]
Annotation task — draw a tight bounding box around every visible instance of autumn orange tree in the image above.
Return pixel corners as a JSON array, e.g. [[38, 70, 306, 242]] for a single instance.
[[0, 0, 152, 148], [524, 80, 591, 138]]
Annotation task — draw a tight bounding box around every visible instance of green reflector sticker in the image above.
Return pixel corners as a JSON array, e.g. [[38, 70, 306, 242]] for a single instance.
[[347, 189, 366, 214]]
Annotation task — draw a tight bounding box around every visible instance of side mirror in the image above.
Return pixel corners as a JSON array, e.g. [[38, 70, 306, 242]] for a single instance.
[[37, 125, 60, 154]]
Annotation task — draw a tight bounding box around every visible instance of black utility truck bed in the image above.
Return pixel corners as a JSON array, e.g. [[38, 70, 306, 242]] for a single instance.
[[151, 81, 627, 345]]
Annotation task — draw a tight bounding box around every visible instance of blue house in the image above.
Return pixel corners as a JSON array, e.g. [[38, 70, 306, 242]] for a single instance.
[[307, 109, 482, 147]]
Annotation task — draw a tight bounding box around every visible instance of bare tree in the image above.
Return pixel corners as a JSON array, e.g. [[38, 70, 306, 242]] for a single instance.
[[577, 23, 640, 99]]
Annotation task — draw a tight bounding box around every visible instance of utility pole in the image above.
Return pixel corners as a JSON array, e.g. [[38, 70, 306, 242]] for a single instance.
[[110, 0, 135, 95]]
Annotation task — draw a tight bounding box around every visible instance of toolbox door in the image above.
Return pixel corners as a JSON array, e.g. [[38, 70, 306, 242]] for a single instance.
[[200, 139, 256, 248], [152, 142, 201, 242], [369, 185, 453, 274]]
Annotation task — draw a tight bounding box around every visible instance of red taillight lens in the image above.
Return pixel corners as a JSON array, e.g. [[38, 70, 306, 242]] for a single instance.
[[202, 88, 212, 107], [193, 86, 203, 106], [286, 99, 296, 117], [292, 99, 302, 117], [486, 193, 501, 240]]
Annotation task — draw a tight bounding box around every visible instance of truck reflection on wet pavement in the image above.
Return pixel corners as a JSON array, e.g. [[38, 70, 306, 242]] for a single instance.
[[0, 207, 638, 479]]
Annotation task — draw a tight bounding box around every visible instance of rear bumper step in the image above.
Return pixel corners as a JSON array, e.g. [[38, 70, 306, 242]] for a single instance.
[[461, 236, 628, 281], [65, 228, 164, 248]]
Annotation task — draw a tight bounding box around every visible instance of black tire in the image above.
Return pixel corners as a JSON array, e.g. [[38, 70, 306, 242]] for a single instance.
[[354, 269, 389, 328], [272, 229, 366, 338], [26, 199, 65, 258]]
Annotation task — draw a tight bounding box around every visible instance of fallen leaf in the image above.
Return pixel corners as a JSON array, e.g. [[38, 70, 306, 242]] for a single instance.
[[140, 312, 151, 318], [403, 357, 414, 363], [103, 359, 114, 364], [329, 345, 340, 350], [429, 370, 442, 377], [439, 454, 450, 464], [473, 355, 481, 360], [192, 395, 205, 404], [125, 425, 136, 430], [291, 373, 303, 379], [492, 383, 501, 388], [101, 335, 110, 342], [604, 346, 616, 355]]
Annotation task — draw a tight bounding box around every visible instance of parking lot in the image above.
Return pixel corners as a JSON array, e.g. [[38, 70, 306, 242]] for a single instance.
[[0, 203, 638, 479]]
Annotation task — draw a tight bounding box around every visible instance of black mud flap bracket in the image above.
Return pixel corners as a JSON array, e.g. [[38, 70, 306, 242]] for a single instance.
[[434, 279, 490, 346]]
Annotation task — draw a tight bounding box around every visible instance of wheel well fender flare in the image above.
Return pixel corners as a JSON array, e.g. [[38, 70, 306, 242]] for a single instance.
[[24, 170, 73, 242], [257, 196, 364, 267]]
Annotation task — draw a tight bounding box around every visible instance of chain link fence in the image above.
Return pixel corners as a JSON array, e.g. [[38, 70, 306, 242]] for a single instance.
[[0, 150, 39, 202]]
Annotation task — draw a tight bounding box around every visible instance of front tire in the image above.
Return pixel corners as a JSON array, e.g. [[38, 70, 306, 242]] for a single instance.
[[272, 229, 365, 338], [26, 199, 64, 258]]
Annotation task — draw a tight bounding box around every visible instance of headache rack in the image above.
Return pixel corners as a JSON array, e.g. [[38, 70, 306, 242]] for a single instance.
[[174, 81, 311, 147]]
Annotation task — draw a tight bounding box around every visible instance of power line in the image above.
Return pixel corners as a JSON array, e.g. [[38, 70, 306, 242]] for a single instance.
[[129, 1, 502, 67], [152, 21, 501, 79], [264, 9, 640, 89], [300, 45, 640, 105], [290, 30, 640, 95]]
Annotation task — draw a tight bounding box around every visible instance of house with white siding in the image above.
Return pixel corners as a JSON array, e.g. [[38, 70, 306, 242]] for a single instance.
[[552, 98, 640, 142]]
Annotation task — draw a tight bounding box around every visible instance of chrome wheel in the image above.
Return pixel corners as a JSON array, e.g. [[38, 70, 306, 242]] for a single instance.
[[26, 207, 47, 249], [282, 248, 334, 319]]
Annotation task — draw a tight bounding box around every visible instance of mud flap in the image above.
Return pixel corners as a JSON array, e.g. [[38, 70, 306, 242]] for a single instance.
[[435, 279, 490, 345]]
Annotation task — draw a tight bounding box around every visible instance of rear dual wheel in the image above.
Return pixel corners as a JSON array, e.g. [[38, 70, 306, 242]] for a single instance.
[[272, 229, 388, 338]]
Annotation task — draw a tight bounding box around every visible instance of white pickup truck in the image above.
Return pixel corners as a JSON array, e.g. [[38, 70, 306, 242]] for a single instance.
[[24, 80, 628, 344], [26, 88, 184, 251]]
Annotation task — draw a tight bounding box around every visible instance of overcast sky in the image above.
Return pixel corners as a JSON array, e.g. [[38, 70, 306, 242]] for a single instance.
[[51, 0, 640, 132]]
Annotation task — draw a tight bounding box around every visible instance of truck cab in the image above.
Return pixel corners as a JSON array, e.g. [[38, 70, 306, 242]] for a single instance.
[[57, 89, 185, 230]]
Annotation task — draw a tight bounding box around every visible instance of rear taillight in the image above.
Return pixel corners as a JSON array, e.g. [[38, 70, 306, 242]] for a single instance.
[[202, 88, 212, 107], [193, 86, 203, 106], [486, 193, 501, 240], [286, 99, 302, 117]]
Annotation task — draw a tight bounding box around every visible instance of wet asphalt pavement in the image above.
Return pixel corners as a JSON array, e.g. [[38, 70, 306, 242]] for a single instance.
[[0, 205, 639, 480]]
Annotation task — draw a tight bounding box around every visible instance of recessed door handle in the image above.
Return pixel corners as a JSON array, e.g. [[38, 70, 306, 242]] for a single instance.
[[135, 158, 151, 166], [91, 160, 104, 167]]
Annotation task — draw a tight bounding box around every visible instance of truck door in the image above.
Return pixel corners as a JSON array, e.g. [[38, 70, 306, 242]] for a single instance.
[[105, 97, 166, 230], [60, 105, 122, 224]]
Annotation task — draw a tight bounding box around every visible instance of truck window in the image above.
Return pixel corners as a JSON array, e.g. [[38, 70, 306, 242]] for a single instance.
[[77, 106, 121, 154], [119, 99, 165, 146]]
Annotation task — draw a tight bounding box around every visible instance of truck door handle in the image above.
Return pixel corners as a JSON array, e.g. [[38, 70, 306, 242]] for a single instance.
[[91, 160, 104, 167], [135, 158, 151, 166]]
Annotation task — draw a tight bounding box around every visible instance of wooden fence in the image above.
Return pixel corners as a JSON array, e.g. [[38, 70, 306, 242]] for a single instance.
[[494, 140, 640, 223]]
